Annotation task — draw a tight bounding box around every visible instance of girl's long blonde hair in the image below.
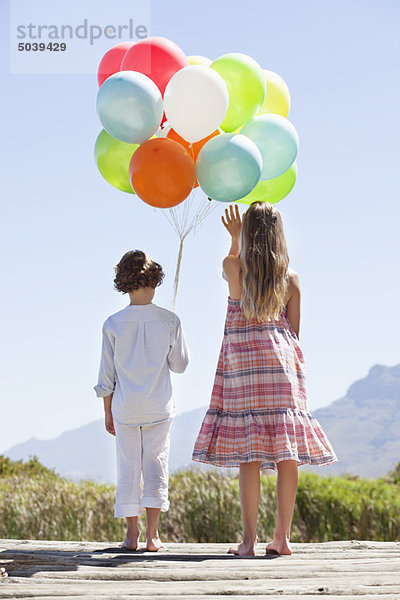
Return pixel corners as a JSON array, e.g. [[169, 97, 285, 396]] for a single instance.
[[239, 202, 289, 321]]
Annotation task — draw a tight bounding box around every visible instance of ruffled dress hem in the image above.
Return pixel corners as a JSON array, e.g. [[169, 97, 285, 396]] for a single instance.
[[192, 407, 338, 471], [192, 452, 338, 472]]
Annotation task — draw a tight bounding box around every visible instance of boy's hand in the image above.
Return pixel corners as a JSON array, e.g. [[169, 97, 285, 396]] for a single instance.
[[221, 204, 242, 239], [105, 412, 115, 436]]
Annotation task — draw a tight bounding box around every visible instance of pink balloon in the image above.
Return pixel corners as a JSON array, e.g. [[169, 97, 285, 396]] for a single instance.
[[120, 36, 188, 96], [97, 42, 135, 87]]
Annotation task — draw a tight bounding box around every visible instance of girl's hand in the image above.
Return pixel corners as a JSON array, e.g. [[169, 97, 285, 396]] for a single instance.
[[222, 204, 242, 238], [105, 412, 115, 436]]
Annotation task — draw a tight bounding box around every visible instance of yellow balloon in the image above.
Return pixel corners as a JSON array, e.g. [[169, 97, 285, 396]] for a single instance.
[[188, 55, 212, 66], [258, 70, 291, 118]]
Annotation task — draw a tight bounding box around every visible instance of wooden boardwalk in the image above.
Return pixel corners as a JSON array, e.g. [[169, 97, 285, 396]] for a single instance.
[[0, 539, 399, 599]]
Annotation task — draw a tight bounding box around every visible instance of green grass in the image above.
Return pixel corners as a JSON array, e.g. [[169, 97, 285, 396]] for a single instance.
[[0, 456, 399, 543]]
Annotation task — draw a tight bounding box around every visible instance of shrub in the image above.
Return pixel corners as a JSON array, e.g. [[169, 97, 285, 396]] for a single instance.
[[0, 456, 399, 542]]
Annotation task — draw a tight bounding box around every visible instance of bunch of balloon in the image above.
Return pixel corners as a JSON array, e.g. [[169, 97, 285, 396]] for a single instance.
[[94, 37, 299, 308], [94, 37, 228, 309], [195, 58, 299, 206]]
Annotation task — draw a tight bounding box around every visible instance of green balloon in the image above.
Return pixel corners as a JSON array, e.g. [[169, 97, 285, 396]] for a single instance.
[[210, 53, 266, 132], [238, 162, 297, 205], [94, 129, 139, 194]]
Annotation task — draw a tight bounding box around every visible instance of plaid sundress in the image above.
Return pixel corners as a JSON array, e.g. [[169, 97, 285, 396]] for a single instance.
[[192, 297, 338, 470]]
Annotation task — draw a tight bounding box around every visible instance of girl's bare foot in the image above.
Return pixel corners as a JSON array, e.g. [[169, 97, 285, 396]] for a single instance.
[[146, 533, 166, 552], [266, 536, 292, 555], [227, 541, 256, 556], [120, 528, 140, 551]]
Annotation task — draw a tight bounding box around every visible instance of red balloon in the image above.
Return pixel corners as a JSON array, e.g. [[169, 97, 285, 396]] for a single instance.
[[129, 138, 195, 208], [97, 42, 135, 87], [120, 36, 188, 96]]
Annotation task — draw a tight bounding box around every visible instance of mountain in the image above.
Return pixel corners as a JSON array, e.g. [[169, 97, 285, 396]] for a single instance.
[[4, 364, 400, 480], [309, 364, 400, 477], [5, 420, 117, 483]]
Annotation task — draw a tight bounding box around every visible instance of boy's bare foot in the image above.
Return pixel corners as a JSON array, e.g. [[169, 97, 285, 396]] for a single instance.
[[227, 541, 256, 556], [146, 534, 166, 552], [266, 537, 292, 555], [120, 528, 140, 551]]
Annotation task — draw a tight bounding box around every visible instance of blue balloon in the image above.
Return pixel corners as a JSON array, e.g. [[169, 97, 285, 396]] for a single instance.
[[96, 71, 163, 144], [196, 133, 262, 202], [241, 114, 299, 180]]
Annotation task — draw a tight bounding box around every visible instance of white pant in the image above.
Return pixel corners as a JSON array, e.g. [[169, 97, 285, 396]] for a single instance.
[[114, 419, 171, 518]]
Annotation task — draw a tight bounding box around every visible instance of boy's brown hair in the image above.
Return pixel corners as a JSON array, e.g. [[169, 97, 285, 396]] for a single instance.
[[114, 250, 164, 293]]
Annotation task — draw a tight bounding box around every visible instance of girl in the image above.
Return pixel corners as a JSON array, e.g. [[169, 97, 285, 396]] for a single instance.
[[192, 202, 337, 556], [95, 250, 189, 552]]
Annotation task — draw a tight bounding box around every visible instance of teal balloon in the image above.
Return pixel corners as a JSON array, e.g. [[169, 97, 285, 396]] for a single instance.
[[241, 114, 299, 180], [96, 71, 163, 144], [196, 133, 262, 202]]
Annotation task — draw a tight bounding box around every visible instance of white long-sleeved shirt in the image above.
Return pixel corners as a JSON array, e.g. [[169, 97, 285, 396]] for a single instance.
[[94, 303, 189, 426]]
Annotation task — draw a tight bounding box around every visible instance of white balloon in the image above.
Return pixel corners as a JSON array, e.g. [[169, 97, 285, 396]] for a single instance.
[[164, 66, 229, 143]]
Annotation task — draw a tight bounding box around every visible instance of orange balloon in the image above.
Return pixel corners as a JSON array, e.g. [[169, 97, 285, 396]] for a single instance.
[[129, 138, 195, 208], [167, 128, 219, 187]]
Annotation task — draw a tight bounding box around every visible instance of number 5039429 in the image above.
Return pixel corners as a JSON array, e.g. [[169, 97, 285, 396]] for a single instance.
[[18, 42, 67, 51]]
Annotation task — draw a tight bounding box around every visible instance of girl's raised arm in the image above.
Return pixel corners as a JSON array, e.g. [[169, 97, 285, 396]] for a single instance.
[[221, 205, 243, 299], [221, 204, 242, 258]]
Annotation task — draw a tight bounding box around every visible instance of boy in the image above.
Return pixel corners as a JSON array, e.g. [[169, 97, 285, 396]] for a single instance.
[[94, 250, 189, 551]]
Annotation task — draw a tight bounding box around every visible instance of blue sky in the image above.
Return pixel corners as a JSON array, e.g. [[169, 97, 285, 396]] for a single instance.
[[1, 0, 400, 452]]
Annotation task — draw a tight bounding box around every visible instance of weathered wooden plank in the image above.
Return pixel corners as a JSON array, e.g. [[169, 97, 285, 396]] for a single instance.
[[3, 554, 400, 575], [3, 549, 400, 560], [3, 554, 400, 577], [5, 568, 400, 586], [2, 547, 400, 559], [1, 578, 400, 595], [2, 597, 400, 600], [5, 563, 400, 580]]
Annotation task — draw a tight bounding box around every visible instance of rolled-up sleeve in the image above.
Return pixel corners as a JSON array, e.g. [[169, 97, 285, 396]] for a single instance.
[[94, 324, 116, 397], [167, 318, 189, 374]]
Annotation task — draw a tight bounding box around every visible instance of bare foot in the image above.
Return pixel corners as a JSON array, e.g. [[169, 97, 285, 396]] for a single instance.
[[266, 537, 292, 555], [227, 541, 256, 556], [146, 534, 166, 552], [120, 528, 140, 551]]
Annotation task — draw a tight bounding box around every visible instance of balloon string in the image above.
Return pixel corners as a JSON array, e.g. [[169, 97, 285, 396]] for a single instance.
[[172, 236, 185, 312]]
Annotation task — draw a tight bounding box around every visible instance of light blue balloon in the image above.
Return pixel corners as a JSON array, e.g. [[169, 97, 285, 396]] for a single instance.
[[241, 114, 299, 180], [196, 133, 262, 202], [96, 71, 163, 144]]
